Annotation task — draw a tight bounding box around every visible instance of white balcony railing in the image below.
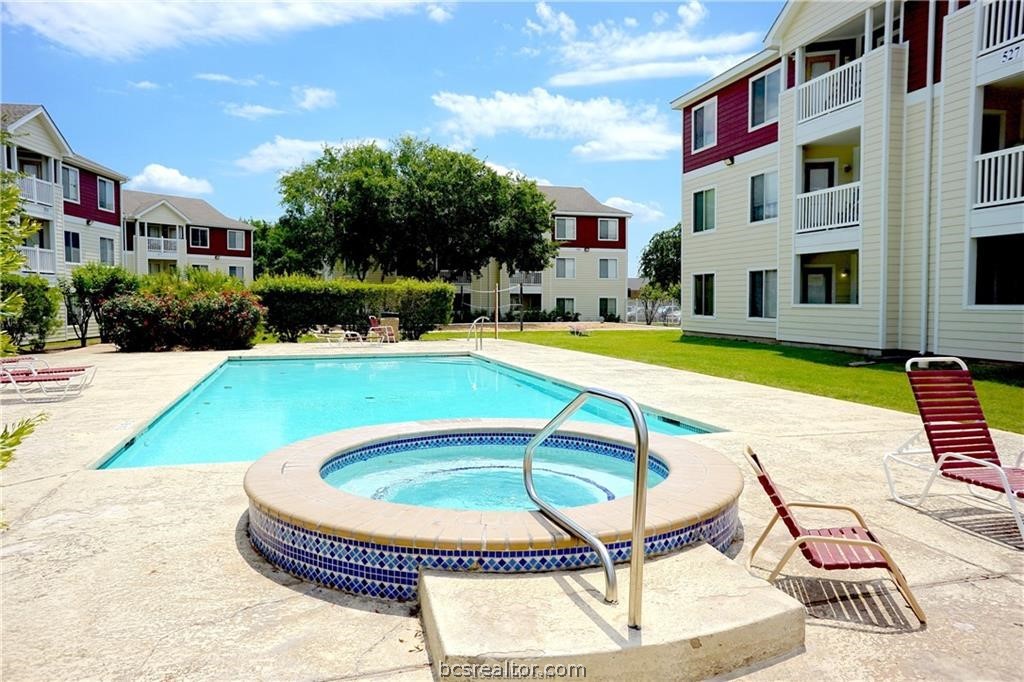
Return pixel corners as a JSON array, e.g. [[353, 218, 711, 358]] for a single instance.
[[981, 0, 1024, 54], [18, 246, 56, 274], [797, 58, 863, 122], [146, 237, 178, 254], [16, 176, 54, 206], [509, 271, 542, 286], [796, 182, 861, 234], [974, 146, 1024, 208]]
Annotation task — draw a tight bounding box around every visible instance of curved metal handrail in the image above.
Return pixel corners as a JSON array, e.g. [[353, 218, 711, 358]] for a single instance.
[[468, 316, 490, 350], [523, 387, 650, 629]]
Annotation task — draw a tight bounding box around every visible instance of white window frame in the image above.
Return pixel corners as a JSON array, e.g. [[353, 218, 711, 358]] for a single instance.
[[692, 187, 717, 234], [189, 226, 210, 248], [228, 265, 245, 280], [555, 297, 576, 316], [747, 268, 779, 320], [748, 170, 779, 224], [191, 264, 209, 271], [691, 96, 717, 153], [692, 272, 716, 318], [748, 66, 781, 132], [598, 258, 618, 280], [227, 229, 245, 251], [61, 166, 80, 203], [599, 297, 617, 318], [597, 218, 619, 241], [64, 230, 82, 264], [554, 216, 577, 241], [555, 257, 576, 279], [97, 177, 115, 212], [99, 236, 115, 265]]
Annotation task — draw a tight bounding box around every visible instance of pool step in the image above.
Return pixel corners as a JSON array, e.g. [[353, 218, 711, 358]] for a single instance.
[[419, 543, 805, 681]]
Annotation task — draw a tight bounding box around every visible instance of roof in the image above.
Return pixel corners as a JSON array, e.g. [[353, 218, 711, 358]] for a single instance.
[[122, 190, 252, 230], [536, 185, 631, 217], [670, 48, 779, 111], [0, 103, 41, 130], [628, 277, 649, 291], [2, 103, 127, 179], [764, 1, 796, 48], [65, 153, 129, 181]]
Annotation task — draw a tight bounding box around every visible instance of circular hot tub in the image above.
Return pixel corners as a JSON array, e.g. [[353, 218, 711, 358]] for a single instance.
[[245, 419, 742, 601]]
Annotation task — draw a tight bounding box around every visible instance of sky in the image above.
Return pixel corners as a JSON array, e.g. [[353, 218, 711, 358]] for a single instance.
[[1, 0, 783, 275]]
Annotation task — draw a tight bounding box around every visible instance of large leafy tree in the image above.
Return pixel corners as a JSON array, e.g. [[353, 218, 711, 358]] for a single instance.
[[250, 214, 328, 278], [639, 224, 682, 290], [488, 170, 559, 278]]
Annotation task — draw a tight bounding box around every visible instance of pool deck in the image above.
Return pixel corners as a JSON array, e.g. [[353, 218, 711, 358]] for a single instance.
[[2, 339, 1022, 681]]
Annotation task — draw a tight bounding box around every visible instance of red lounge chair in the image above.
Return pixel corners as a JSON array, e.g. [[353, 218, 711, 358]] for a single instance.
[[884, 356, 1024, 543], [0, 355, 49, 369], [745, 447, 926, 623], [0, 366, 96, 402], [368, 316, 397, 343]]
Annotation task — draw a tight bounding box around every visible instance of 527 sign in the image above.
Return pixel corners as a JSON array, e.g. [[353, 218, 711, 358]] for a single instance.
[[1001, 45, 1021, 63]]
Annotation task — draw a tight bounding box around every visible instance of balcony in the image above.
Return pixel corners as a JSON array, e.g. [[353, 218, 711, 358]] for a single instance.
[[796, 183, 861, 234], [146, 237, 178, 255], [981, 0, 1024, 55], [18, 246, 56, 274], [509, 271, 542, 285], [974, 147, 1023, 208], [797, 58, 862, 123], [16, 176, 54, 206]]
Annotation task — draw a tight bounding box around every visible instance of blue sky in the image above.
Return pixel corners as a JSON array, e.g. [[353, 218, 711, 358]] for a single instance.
[[1, 1, 783, 275]]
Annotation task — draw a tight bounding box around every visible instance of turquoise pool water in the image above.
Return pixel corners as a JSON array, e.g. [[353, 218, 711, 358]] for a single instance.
[[323, 442, 667, 511], [103, 356, 703, 469]]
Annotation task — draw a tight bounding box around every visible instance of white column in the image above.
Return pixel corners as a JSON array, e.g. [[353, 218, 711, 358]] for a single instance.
[[780, 55, 787, 91], [864, 8, 874, 54], [884, 0, 894, 45], [795, 46, 806, 85]]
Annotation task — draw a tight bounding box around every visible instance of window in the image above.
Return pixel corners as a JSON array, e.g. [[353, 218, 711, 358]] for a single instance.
[[599, 297, 617, 318], [191, 264, 209, 271], [692, 188, 716, 233], [554, 217, 576, 241], [598, 258, 618, 279], [693, 273, 714, 317], [229, 265, 245, 280], [61, 166, 80, 202], [97, 178, 115, 211], [974, 234, 1023, 305], [555, 257, 575, 279], [748, 270, 778, 319], [64, 231, 81, 263], [799, 250, 859, 304], [691, 97, 717, 152], [555, 298, 575, 315], [598, 218, 619, 241], [749, 68, 781, 129], [190, 227, 210, 248], [750, 171, 779, 222], [99, 237, 115, 265], [227, 230, 245, 251]]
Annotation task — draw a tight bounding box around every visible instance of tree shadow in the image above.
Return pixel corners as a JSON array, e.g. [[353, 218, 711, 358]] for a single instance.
[[772, 575, 922, 633]]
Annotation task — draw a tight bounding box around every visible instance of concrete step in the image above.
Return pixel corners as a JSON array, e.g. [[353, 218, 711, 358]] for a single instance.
[[419, 543, 805, 681]]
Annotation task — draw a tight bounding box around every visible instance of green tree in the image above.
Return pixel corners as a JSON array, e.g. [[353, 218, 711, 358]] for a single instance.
[[637, 283, 670, 326], [488, 171, 559, 279], [58, 264, 139, 346], [0, 274, 59, 350], [250, 214, 325, 277], [639, 224, 682, 290]]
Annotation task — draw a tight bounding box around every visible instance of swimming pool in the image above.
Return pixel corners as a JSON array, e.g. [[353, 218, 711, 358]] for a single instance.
[[103, 355, 708, 468]]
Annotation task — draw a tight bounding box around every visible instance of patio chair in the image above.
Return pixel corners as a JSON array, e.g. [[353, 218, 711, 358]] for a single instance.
[[744, 447, 926, 624], [883, 356, 1024, 543], [368, 316, 397, 343], [0, 355, 49, 370], [0, 366, 97, 402]]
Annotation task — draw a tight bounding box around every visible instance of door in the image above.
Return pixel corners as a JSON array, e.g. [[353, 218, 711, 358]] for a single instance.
[[804, 161, 836, 192], [802, 267, 833, 304], [806, 53, 837, 81], [981, 112, 1005, 154]]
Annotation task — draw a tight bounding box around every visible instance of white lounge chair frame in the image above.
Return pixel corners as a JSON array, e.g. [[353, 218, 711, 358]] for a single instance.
[[0, 366, 97, 403]]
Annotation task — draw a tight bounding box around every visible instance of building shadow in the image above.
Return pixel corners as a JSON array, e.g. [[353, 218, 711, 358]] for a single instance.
[[773, 575, 922, 633]]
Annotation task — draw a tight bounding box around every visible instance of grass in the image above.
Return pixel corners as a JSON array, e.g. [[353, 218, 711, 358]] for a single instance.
[[423, 329, 1024, 433]]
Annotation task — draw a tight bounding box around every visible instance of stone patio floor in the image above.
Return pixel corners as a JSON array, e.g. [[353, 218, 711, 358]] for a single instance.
[[1, 339, 1021, 681]]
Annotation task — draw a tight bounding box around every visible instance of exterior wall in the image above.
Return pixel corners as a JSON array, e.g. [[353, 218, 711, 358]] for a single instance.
[[63, 166, 120, 226], [905, 0, 952, 91], [139, 204, 185, 226], [682, 62, 780, 172], [681, 144, 779, 339], [775, 1, 874, 55], [185, 254, 254, 284], [10, 115, 64, 159], [185, 225, 253, 258]]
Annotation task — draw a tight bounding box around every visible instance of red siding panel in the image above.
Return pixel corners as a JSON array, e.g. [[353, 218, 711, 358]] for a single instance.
[[186, 226, 252, 257], [682, 62, 779, 173], [906, 0, 951, 92], [63, 167, 120, 226], [553, 215, 626, 249]]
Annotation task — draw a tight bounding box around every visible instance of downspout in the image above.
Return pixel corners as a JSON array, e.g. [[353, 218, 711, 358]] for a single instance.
[[919, 0, 937, 353], [878, 0, 894, 352]]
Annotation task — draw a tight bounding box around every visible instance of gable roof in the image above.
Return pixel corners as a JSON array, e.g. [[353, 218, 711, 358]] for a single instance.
[[536, 185, 631, 217], [0, 103, 73, 155], [670, 48, 779, 111], [65, 153, 129, 182], [122, 190, 252, 230]]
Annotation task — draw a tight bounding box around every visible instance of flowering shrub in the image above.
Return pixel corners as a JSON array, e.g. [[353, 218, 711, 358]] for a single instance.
[[101, 294, 178, 352]]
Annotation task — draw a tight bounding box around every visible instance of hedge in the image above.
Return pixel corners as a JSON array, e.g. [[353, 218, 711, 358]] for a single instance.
[[0, 273, 60, 351], [252, 275, 454, 341]]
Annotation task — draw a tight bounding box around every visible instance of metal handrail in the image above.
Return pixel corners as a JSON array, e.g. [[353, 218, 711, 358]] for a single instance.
[[523, 387, 650, 629], [468, 316, 490, 350]]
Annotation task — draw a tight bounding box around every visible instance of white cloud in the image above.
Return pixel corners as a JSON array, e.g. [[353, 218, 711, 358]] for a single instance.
[[603, 197, 664, 223], [524, 2, 576, 41], [127, 164, 213, 195], [484, 161, 551, 186], [550, 54, 750, 87], [652, 10, 669, 26], [433, 87, 676, 162], [292, 86, 336, 111], [677, 0, 708, 29], [623, 17, 638, 28], [234, 135, 385, 174], [127, 80, 159, 90], [195, 72, 261, 86], [223, 103, 285, 120], [425, 3, 453, 23], [0, 1, 420, 60]]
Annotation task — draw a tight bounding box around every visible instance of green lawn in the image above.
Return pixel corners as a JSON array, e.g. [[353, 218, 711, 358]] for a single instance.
[[424, 330, 1024, 433]]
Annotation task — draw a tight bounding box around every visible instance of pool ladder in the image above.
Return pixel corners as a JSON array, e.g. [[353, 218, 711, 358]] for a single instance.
[[523, 387, 650, 630], [467, 316, 490, 350]]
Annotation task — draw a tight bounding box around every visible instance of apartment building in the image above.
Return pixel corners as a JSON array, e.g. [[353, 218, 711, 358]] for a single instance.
[[464, 185, 630, 321], [122, 190, 254, 284], [672, 0, 1023, 362], [2, 103, 129, 342]]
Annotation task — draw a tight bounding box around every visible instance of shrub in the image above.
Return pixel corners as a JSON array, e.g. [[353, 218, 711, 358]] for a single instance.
[[178, 290, 265, 350], [251, 275, 345, 342], [58, 264, 140, 345], [141, 268, 245, 299], [380, 279, 454, 340], [101, 294, 178, 352], [0, 274, 59, 350]]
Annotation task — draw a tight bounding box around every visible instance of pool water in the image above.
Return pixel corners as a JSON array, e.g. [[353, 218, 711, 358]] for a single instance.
[[104, 356, 704, 469], [323, 443, 666, 511]]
